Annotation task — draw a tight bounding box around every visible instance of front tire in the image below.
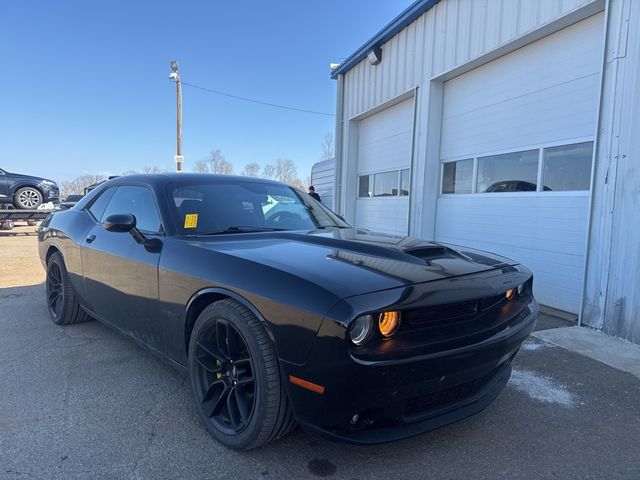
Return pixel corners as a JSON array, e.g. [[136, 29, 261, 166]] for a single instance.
[[46, 252, 91, 325], [188, 299, 295, 449], [14, 187, 43, 209]]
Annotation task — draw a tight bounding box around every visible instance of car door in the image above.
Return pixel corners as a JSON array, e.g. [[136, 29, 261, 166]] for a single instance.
[[81, 185, 164, 347], [0, 169, 9, 202]]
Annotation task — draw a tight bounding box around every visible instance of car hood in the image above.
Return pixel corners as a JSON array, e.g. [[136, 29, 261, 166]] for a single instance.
[[7, 172, 56, 184], [192, 228, 518, 299]]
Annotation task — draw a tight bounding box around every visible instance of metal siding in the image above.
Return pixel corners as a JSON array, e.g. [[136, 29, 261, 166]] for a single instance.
[[310, 159, 336, 212], [341, 0, 598, 119], [583, 0, 640, 343]]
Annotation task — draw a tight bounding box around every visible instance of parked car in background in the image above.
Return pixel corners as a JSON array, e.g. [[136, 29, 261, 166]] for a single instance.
[[60, 194, 84, 209], [0, 168, 59, 209], [38, 173, 538, 449], [84, 176, 120, 195], [484, 180, 552, 192]]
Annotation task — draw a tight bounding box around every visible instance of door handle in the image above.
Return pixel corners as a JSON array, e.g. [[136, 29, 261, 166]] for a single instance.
[[85, 234, 96, 244]]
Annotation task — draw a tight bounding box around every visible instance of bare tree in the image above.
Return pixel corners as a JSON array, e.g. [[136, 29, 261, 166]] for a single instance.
[[288, 178, 307, 190], [59, 174, 108, 198], [143, 165, 168, 174], [194, 149, 234, 175], [321, 131, 335, 161], [274, 159, 297, 184], [262, 163, 277, 180], [192, 159, 210, 173], [242, 162, 261, 177]]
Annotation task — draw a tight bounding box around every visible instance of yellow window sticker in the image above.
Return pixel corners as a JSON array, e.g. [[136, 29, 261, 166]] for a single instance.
[[184, 213, 198, 229]]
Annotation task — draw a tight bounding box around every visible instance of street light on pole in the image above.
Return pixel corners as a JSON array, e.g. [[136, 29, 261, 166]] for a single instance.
[[169, 60, 183, 173]]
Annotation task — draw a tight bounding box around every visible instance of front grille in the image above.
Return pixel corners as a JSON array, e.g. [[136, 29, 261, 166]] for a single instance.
[[404, 294, 508, 330], [479, 294, 506, 311], [403, 369, 498, 419], [405, 301, 478, 328]]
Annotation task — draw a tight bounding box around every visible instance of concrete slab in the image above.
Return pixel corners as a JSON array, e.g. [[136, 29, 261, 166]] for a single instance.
[[533, 326, 640, 379]]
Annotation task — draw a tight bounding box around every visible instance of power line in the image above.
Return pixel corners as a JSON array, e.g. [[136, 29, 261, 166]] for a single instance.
[[181, 81, 335, 117]]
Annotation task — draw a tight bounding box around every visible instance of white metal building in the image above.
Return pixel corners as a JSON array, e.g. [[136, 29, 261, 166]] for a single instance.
[[332, 0, 640, 343], [310, 158, 336, 212]]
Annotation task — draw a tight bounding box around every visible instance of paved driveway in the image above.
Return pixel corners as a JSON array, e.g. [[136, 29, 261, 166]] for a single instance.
[[1, 281, 639, 480]]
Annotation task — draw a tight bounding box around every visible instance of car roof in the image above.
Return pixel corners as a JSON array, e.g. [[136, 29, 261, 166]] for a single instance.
[[109, 173, 284, 187]]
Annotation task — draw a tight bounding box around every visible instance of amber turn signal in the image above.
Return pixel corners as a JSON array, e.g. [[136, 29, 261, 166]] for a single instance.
[[378, 311, 400, 337], [505, 289, 515, 300]]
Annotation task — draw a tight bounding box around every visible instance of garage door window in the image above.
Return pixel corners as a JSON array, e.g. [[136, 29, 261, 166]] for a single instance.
[[358, 175, 372, 197], [477, 150, 539, 193], [359, 169, 410, 198], [543, 142, 593, 191], [374, 171, 399, 196], [400, 169, 410, 196], [442, 159, 473, 194], [441, 142, 594, 194]]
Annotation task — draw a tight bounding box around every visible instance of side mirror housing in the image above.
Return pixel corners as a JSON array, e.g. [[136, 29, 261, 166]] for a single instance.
[[104, 214, 136, 233], [103, 213, 159, 248]]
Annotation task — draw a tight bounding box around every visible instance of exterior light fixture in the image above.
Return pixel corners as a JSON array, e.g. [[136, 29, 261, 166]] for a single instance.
[[368, 46, 382, 65]]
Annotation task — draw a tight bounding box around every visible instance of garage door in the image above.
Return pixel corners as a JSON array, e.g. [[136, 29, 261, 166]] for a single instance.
[[435, 13, 603, 313], [355, 97, 413, 235]]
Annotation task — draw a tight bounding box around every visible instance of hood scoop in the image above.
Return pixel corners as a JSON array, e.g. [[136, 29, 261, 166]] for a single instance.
[[403, 246, 462, 263]]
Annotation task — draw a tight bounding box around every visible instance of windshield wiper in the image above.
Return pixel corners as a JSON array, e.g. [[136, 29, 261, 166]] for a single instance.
[[201, 226, 286, 235]]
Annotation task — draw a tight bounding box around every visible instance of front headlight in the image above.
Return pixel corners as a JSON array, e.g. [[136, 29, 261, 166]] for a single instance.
[[378, 311, 400, 337], [516, 283, 527, 296], [41, 180, 56, 187], [349, 314, 374, 345]]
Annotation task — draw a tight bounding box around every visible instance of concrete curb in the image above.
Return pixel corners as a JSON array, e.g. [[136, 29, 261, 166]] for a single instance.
[[533, 326, 640, 379]]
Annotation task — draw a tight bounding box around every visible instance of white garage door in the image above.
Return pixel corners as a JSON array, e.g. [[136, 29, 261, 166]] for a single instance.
[[435, 13, 603, 314], [355, 97, 413, 235]]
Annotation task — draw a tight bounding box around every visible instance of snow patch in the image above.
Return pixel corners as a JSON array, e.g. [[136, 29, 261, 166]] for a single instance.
[[509, 369, 576, 407], [521, 340, 548, 351]]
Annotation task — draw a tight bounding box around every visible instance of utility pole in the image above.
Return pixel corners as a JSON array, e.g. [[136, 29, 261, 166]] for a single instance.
[[169, 60, 183, 173]]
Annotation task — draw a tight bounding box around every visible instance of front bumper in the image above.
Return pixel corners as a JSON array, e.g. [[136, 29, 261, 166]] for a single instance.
[[282, 297, 538, 445]]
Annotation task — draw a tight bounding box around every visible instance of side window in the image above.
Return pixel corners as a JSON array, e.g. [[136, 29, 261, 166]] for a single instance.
[[87, 187, 116, 221], [101, 186, 162, 233]]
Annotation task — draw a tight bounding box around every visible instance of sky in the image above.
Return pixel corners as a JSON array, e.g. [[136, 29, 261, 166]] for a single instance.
[[0, 0, 413, 184]]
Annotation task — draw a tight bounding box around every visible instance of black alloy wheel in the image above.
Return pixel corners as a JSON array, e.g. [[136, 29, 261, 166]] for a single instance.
[[45, 252, 91, 325], [193, 318, 256, 435], [188, 300, 295, 449], [46, 260, 65, 320]]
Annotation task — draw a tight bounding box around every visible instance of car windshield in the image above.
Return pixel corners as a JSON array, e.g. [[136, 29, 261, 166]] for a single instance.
[[169, 180, 349, 235]]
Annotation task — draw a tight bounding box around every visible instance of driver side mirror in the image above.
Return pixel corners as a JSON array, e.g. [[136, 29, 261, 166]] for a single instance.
[[104, 213, 136, 233], [104, 213, 146, 244]]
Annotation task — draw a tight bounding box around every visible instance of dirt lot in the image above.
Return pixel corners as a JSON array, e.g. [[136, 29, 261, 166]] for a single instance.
[[0, 226, 44, 288]]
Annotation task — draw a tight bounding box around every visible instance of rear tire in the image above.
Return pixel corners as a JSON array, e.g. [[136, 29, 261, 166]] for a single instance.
[[46, 252, 91, 325], [188, 299, 295, 450], [14, 187, 43, 209]]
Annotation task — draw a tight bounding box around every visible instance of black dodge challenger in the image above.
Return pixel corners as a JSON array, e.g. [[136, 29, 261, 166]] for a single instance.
[[38, 174, 538, 449]]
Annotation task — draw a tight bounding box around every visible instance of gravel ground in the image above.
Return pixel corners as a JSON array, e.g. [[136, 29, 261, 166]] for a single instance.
[[1, 232, 639, 479], [0, 226, 44, 288]]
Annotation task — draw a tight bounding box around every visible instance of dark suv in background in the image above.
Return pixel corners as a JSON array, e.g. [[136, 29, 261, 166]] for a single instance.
[[0, 168, 59, 209]]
